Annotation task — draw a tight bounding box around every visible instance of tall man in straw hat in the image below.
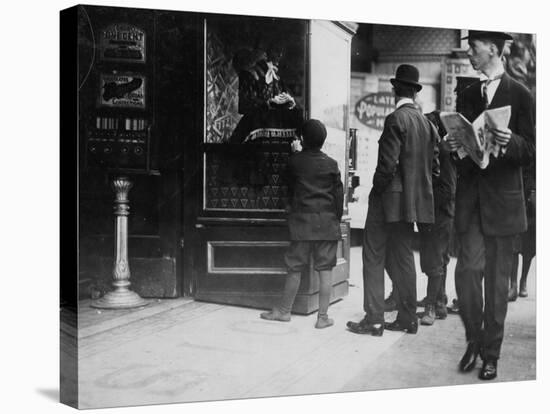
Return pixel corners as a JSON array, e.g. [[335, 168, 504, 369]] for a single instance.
[[347, 64, 439, 337], [445, 30, 535, 380]]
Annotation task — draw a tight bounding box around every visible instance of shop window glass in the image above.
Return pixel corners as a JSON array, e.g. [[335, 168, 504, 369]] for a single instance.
[[204, 16, 306, 211]]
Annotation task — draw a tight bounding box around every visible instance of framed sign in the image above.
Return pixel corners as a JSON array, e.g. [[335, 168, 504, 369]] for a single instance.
[[100, 23, 146, 63], [99, 73, 146, 108], [355, 92, 395, 130]]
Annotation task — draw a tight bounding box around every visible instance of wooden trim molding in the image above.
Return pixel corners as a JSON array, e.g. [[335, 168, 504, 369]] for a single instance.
[[207, 241, 290, 275]]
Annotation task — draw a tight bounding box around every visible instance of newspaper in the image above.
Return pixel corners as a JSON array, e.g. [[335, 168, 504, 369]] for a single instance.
[[440, 106, 511, 169]]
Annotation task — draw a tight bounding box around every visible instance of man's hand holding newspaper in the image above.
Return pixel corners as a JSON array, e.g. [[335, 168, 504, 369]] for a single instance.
[[440, 106, 511, 169]]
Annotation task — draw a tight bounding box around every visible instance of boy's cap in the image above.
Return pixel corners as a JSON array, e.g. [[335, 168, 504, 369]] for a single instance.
[[302, 119, 327, 142]]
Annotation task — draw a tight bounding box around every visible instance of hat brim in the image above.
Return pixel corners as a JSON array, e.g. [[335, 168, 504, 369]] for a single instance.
[[390, 78, 422, 91], [461, 32, 513, 41]]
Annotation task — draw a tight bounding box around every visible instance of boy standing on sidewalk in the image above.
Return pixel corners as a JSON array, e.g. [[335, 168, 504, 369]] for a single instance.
[[260, 119, 344, 328]]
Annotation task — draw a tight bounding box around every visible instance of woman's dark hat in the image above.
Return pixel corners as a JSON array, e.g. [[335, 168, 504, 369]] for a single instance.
[[232, 48, 266, 72], [390, 64, 422, 91], [461, 30, 513, 41]]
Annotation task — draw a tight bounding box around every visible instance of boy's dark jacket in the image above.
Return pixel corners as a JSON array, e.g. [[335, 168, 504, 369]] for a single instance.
[[286, 148, 343, 240]]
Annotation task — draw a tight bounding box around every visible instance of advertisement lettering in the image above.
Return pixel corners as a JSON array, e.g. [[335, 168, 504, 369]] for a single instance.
[[354, 92, 395, 130]]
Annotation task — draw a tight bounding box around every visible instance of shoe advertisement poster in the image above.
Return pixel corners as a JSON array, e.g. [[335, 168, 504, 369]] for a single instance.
[[99, 73, 146, 108]]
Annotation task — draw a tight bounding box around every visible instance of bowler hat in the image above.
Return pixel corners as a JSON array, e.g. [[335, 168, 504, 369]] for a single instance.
[[390, 64, 422, 91], [461, 30, 513, 41]]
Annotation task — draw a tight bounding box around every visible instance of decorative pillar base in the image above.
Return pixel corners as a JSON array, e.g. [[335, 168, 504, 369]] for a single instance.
[[91, 290, 149, 309], [91, 175, 149, 310]]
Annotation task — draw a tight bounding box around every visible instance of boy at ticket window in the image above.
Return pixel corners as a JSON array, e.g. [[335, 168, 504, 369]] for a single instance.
[[260, 119, 343, 328]]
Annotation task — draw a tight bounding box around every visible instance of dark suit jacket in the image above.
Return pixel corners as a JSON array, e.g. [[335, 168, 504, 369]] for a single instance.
[[454, 73, 535, 236], [425, 111, 457, 219], [370, 103, 439, 224], [286, 149, 343, 240]]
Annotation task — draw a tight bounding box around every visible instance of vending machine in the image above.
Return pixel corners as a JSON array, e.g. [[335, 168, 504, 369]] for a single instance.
[[80, 8, 155, 172]]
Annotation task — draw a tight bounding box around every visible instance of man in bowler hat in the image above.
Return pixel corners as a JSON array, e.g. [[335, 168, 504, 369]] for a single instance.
[[347, 64, 439, 336], [445, 30, 535, 380]]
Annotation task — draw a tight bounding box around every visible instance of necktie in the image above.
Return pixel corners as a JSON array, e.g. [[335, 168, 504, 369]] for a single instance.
[[481, 73, 504, 108], [482, 80, 489, 108]]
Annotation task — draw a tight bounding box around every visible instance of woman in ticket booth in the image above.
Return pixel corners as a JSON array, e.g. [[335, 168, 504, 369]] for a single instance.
[[228, 45, 303, 144]]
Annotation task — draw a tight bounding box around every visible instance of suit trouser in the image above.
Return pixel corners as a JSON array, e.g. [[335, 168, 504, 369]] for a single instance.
[[455, 211, 515, 361], [419, 214, 453, 304], [362, 220, 417, 325]]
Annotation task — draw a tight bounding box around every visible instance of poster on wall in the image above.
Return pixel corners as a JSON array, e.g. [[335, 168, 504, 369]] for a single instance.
[[441, 58, 478, 111], [355, 92, 394, 130], [348, 90, 396, 227], [99, 23, 146, 63], [99, 73, 146, 108]]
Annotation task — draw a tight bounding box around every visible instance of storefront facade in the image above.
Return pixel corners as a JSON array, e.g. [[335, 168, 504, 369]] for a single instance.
[[76, 5, 354, 313]]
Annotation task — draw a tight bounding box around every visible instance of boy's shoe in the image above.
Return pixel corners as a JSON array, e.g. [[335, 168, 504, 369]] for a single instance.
[[315, 316, 334, 329], [260, 308, 291, 322]]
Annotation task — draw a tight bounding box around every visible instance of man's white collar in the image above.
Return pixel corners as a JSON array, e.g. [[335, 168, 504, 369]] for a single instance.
[[396, 97, 414, 109], [480, 67, 505, 82]]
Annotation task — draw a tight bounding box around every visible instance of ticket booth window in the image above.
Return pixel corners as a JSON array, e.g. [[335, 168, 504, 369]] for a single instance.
[[203, 16, 307, 211]]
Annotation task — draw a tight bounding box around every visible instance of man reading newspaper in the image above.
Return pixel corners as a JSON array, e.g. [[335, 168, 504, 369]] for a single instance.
[[443, 30, 535, 381]]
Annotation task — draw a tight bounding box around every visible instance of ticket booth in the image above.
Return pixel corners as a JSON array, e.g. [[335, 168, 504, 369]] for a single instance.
[[75, 6, 354, 314], [189, 16, 355, 313]]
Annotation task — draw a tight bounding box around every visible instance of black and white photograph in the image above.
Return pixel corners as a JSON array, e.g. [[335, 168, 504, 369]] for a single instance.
[[3, 0, 548, 413]]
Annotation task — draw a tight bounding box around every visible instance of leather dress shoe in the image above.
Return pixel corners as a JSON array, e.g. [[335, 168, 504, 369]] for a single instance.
[[459, 341, 479, 372], [479, 359, 498, 380], [384, 319, 418, 334], [347, 317, 384, 336]]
